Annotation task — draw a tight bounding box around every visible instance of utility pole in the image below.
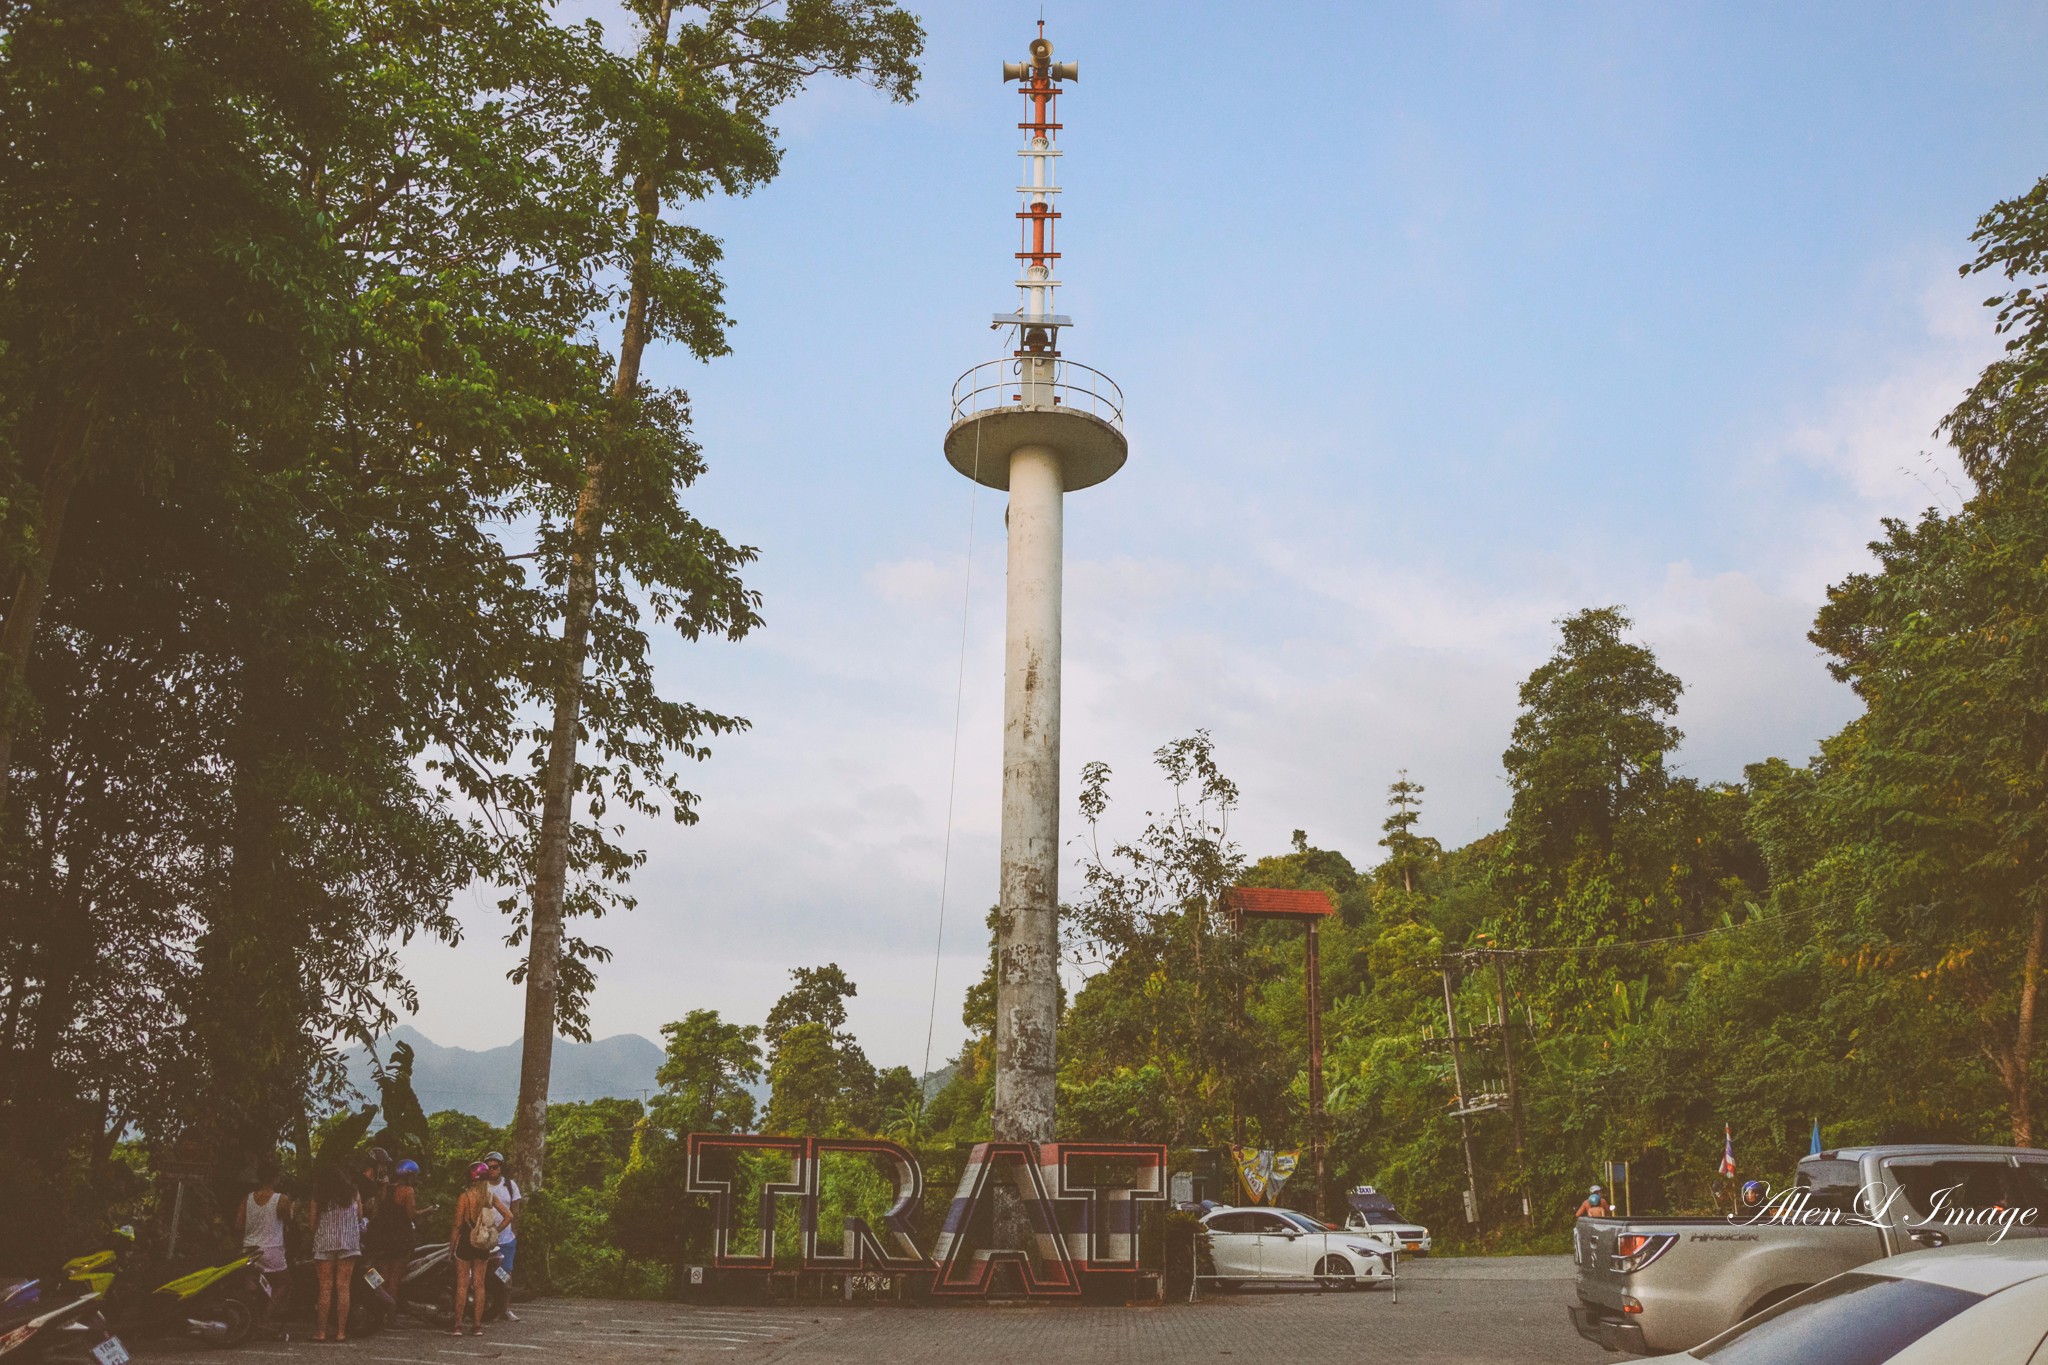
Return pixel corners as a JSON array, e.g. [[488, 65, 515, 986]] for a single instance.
[[1225, 888, 1336, 1216], [1305, 915, 1326, 1219], [1440, 960, 1483, 1233], [1491, 951, 1532, 1224]]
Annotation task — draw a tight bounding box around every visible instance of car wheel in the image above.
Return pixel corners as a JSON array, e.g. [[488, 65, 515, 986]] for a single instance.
[[1314, 1255, 1355, 1290]]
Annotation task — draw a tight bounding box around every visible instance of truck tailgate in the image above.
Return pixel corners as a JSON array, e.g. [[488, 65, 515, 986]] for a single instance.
[[1573, 1217, 1887, 1354]]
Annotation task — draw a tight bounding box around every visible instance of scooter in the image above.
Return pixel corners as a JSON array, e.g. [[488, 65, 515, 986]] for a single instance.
[[64, 1243, 267, 1347], [392, 1241, 506, 1327], [0, 1277, 128, 1363]]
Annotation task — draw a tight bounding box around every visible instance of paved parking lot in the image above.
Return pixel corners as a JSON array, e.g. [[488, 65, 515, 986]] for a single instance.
[[129, 1257, 1609, 1365]]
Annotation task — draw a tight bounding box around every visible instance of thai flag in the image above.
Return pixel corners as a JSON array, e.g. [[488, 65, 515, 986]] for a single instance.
[[1719, 1125, 1736, 1178]]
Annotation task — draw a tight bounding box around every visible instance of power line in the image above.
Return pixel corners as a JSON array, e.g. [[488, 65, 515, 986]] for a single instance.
[[1442, 900, 1845, 962]]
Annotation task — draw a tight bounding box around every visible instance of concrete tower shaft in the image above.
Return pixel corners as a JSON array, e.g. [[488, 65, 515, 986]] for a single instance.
[[944, 25, 1124, 1146], [991, 442, 1063, 1143]]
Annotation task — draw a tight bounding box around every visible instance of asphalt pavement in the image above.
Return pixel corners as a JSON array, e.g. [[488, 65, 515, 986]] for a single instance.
[[112, 1256, 1609, 1365]]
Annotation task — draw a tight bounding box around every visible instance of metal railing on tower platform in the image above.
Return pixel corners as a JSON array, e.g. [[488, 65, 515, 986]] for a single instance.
[[948, 357, 1124, 431]]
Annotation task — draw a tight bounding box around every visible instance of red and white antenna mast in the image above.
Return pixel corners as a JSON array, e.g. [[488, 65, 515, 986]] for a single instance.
[[1002, 22, 1077, 356]]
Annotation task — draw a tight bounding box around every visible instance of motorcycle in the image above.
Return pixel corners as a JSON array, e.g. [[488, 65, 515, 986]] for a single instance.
[[64, 1244, 267, 1347], [392, 1241, 506, 1327], [0, 1277, 128, 1363]]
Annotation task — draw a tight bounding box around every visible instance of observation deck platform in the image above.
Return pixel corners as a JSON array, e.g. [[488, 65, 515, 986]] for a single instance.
[[944, 356, 1126, 491]]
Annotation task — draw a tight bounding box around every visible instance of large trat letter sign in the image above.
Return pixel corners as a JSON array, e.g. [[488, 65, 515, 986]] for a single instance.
[[684, 1135, 1168, 1297]]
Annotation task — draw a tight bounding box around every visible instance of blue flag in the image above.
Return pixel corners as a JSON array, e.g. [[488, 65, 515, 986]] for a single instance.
[[1810, 1118, 1823, 1156]]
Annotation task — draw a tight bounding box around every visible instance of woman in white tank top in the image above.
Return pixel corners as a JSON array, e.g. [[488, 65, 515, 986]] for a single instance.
[[234, 1170, 291, 1274]]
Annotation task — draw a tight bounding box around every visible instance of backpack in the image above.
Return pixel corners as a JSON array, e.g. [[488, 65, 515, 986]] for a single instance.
[[468, 1197, 503, 1250]]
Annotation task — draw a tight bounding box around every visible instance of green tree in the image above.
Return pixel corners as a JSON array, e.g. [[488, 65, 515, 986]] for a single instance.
[[0, 0, 338, 809], [1501, 607, 1682, 874], [920, 913, 999, 1145], [1064, 733, 1262, 1146], [1379, 773, 1440, 897], [649, 1009, 762, 1136], [1806, 506, 2048, 1143], [763, 964, 859, 1060], [760, 965, 882, 1135], [1493, 608, 1758, 1014], [509, 0, 925, 1192], [765, 1022, 869, 1136]]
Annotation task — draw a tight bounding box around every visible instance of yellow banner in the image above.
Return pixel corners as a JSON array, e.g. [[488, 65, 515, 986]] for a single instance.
[[1229, 1145, 1300, 1204]]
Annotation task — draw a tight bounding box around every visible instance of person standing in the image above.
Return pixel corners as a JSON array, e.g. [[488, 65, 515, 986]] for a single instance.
[[356, 1148, 392, 1231], [233, 1163, 292, 1277], [364, 1159, 420, 1294], [1575, 1184, 1613, 1218], [449, 1162, 508, 1337], [480, 1151, 522, 1320], [308, 1164, 363, 1343]]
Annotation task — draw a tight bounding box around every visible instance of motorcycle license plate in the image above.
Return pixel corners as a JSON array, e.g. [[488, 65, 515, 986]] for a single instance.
[[362, 1269, 384, 1289], [493, 1267, 510, 1284], [92, 1337, 131, 1365]]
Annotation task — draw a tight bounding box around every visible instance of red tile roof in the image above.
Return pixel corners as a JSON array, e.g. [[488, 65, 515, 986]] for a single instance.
[[1224, 886, 1336, 920]]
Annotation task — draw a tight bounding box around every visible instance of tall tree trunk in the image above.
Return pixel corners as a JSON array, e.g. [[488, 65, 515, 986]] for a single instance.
[[506, 0, 673, 1194], [2010, 902, 2046, 1147], [205, 649, 289, 1163], [0, 411, 94, 812]]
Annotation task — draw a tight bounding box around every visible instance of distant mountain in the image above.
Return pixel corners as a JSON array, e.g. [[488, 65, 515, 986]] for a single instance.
[[344, 1024, 664, 1125]]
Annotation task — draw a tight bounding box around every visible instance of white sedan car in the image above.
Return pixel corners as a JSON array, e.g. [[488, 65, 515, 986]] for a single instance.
[[1199, 1206, 1393, 1289], [1646, 1240, 2048, 1364]]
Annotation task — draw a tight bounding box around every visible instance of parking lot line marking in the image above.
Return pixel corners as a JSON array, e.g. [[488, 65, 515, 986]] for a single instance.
[[602, 1320, 801, 1327], [606, 1315, 824, 1324], [610, 1319, 814, 1330], [578, 1333, 764, 1344], [593, 1327, 786, 1335], [587, 1335, 775, 1341]]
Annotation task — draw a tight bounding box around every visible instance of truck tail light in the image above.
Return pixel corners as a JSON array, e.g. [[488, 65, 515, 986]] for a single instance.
[[1610, 1234, 1677, 1273], [1622, 1295, 1643, 1314]]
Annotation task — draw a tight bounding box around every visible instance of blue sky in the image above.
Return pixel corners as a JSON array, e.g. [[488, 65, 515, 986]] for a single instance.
[[402, 1, 2048, 1073]]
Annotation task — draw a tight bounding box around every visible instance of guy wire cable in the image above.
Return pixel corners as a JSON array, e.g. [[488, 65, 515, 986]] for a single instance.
[[919, 411, 985, 1111]]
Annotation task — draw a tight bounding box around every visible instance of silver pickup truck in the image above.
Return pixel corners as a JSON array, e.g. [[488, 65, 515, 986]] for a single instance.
[[1570, 1143, 2048, 1355]]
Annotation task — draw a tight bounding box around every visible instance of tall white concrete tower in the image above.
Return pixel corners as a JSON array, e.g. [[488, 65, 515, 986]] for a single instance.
[[944, 23, 1125, 1145]]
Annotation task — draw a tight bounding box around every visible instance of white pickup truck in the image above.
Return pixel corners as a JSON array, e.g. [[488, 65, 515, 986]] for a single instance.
[[1570, 1143, 2048, 1355]]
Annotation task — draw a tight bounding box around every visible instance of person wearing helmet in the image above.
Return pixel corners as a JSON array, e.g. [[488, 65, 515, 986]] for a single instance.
[[365, 1156, 420, 1292], [450, 1162, 511, 1336], [480, 1151, 522, 1319], [1576, 1184, 1613, 1218]]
